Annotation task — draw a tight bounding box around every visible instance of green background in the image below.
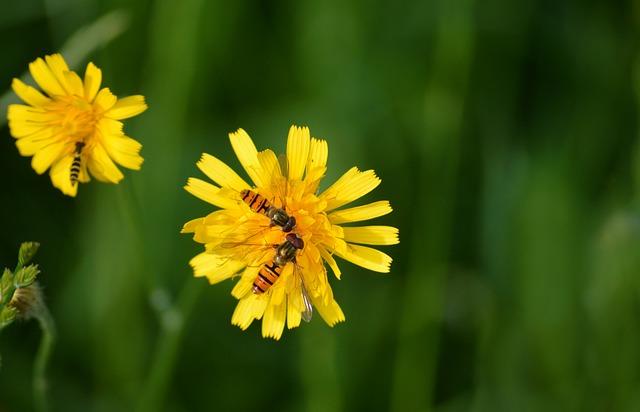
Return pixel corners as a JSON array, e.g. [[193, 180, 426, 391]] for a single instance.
[[1, 1, 640, 411]]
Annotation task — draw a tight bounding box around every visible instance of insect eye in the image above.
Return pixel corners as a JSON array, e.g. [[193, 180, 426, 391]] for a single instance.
[[285, 233, 304, 249]]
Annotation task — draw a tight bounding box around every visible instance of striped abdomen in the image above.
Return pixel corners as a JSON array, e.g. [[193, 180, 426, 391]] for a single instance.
[[70, 142, 85, 185], [240, 189, 271, 215], [253, 261, 282, 294]]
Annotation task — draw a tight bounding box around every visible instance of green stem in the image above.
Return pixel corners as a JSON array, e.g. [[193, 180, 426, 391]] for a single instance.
[[33, 304, 56, 412], [136, 279, 202, 412]]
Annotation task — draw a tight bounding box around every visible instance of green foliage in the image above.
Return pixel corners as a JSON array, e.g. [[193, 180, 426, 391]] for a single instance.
[[0, 306, 17, 330], [18, 242, 40, 267], [13, 265, 40, 289], [0, 269, 13, 305], [0, 242, 42, 331]]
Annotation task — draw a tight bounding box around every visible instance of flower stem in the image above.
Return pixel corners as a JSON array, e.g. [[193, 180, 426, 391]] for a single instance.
[[136, 279, 202, 412], [33, 304, 55, 412]]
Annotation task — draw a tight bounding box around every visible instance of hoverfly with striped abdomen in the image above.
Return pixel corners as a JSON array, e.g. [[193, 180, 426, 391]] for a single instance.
[[250, 233, 313, 322], [240, 189, 297, 232], [70, 141, 85, 186]]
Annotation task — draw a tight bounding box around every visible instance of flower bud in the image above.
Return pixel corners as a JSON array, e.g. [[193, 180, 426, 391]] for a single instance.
[[18, 242, 40, 267]]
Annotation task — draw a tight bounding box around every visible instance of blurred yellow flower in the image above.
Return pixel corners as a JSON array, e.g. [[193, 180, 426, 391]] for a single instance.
[[7, 53, 147, 197], [182, 125, 398, 339]]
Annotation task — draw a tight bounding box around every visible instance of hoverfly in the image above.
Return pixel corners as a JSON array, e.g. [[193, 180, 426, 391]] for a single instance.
[[70, 141, 85, 186], [240, 189, 297, 232], [251, 233, 313, 322]]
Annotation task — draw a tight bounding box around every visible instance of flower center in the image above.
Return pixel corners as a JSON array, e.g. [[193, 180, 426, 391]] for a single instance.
[[58, 97, 98, 143]]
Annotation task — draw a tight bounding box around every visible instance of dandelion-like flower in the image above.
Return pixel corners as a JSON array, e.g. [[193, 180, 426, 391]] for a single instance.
[[7, 53, 147, 197], [182, 125, 399, 339]]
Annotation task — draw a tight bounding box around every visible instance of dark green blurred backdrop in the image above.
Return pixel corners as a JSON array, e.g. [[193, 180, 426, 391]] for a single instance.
[[1, 0, 640, 411]]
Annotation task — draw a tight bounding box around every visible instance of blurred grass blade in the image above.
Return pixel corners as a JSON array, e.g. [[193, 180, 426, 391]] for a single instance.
[[299, 323, 343, 412], [134, 0, 206, 409], [391, 1, 475, 411], [0, 9, 130, 127]]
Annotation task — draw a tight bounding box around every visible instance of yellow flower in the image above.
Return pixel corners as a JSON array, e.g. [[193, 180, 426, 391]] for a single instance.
[[7, 53, 147, 197], [182, 125, 399, 340]]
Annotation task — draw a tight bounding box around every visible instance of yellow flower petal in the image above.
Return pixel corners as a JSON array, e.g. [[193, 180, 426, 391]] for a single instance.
[[84, 62, 102, 101], [287, 287, 303, 329], [44, 54, 72, 94], [7, 104, 52, 121], [94, 88, 117, 112], [307, 137, 328, 170], [189, 252, 245, 284], [262, 300, 286, 340], [304, 242, 322, 264], [77, 160, 91, 183], [320, 167, 381, 211], [29, 57, 65, 96], [12, 78, 50, 107], [334, 243, 393, 273], [256, 149, 281, 187], [197, 153, 250, 193], [15, 129, 57, 156], [231, 266, 260, 299], [63, 71, 84, 96], [270, 264, 292, 306], [231, 294, 267, 330], [297, 253, 330, 299], [310, 293, 345, 327], [181, 217, 205, 233], [106, 95, 148, 120], [342, 226, 399, 246], [184, 178, 240, 210], [319, 247, 342, 279], [285, 125, 310, 181], [96, 119, 125, 139], [304, 137, 327, 188], [8, 122, 46, 139], [328, 200, 393, 224], [49, 155, 78, 197], [86, 143, 124, 183], [98, 124, 143, 170], [7, 104, 56, 137], [229, 128, 269, 187], [7, 104, 62, 133], [31, 141, 65, 174]]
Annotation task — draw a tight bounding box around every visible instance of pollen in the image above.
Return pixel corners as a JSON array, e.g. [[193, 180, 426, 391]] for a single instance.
[[59, 97, 98, 140]]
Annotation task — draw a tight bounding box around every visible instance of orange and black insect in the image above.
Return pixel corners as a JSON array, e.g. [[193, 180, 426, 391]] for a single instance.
[[252, 233, 313, 321], [240, 189, 297, 232], [253, 233, 304, 294], [70, 141, 85, 186]]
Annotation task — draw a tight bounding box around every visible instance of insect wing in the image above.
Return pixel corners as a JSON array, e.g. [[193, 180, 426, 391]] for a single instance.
[[301, 284, 313, 322], [297, 266, 313, 322]]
